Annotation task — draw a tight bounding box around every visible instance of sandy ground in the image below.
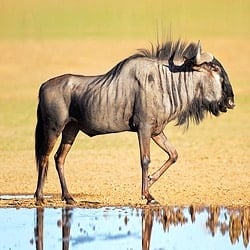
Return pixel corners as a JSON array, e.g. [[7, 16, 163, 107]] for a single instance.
[[0, 39, 249, 208]]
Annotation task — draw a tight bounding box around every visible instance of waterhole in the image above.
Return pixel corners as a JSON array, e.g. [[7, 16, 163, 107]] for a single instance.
[[0, 204, 249, 250]]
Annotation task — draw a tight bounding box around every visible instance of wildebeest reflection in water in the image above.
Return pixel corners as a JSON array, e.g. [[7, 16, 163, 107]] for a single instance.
[[33, 206, 249, 250], [35, 208, 72, 250], [190, 206, 250, 249], [34, 208, 43, 250]]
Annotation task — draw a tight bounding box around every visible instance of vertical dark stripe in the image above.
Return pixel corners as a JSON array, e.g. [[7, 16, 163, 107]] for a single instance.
[[165, 70, 173, 115], [183, 71, 190, 105], [122, 79, 128, 122], [158, 65, 164, 93], [106, 82, 110, 127], [115, 78, 119, 110], [178, 72, 183, 111], [158, 64, 165, 112], [173, 72, 181, 111], [171, 72, 177, 114]]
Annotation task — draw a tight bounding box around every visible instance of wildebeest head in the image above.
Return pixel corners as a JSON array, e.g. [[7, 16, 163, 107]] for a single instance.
[[189, 43, 235, 116]]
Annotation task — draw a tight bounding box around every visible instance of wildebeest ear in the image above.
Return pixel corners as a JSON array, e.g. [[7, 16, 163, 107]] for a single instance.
[[195, 41, 214, 65]]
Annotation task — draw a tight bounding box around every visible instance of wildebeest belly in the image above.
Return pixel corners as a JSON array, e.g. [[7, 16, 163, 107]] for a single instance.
[[78, 96, 135, 136]]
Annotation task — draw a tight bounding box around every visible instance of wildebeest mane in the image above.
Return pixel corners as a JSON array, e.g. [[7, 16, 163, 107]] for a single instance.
[[136, 40, 199, 62]]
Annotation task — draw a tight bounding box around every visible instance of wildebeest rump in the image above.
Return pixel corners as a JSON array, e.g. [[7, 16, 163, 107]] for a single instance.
[[34, 40, 235, 205]]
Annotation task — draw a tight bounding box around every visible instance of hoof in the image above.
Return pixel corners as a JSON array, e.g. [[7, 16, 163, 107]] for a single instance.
[[147, 199, 160, 205], [35, 198, 45, 206], [65, 197, 76, 205]]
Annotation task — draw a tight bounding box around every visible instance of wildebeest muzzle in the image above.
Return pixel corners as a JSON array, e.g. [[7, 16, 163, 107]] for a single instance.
[[219, 97, 235, 112]]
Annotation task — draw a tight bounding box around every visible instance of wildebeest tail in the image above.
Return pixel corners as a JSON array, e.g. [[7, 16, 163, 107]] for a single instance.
[[35, 103, 48, 176]]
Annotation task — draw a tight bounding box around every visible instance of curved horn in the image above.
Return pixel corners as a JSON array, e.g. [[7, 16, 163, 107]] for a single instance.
[[195, 40, 202, 64], [195, 41, 214, 65]]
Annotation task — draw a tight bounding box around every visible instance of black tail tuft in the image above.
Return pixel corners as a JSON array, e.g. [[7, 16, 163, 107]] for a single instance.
[[35, 104, 48, 177]]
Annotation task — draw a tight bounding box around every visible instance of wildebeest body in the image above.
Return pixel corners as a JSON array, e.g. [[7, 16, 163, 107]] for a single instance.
[[35, 40, 235, 205], [40, 58, 201, 136]]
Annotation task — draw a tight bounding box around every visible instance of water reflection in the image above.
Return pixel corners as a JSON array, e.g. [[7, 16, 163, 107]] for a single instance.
[[33, 206, 249, 250], [142, 209, 153, 250], [192, 205, 250, 248], [34, 208, 43, 250], [142, 207, 188, 250], [35, 207, 73, 250]]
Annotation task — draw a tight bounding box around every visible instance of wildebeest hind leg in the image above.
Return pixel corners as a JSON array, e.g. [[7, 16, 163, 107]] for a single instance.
[[149, 132, 178, 187], [35, 132, 59, 206], [54, 122, 79, 204]]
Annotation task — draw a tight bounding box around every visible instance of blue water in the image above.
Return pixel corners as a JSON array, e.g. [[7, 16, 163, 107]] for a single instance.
[[0, 206, 249, 250]]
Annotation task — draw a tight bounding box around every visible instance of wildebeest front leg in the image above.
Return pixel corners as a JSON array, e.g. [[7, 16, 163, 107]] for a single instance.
[[149, 132, 178, 187], [138, 129, 157, 204], [54, 122, 79, 204]]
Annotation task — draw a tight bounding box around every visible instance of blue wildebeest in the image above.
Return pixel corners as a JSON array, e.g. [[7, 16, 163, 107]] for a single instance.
[[35, 40, 235, 205]]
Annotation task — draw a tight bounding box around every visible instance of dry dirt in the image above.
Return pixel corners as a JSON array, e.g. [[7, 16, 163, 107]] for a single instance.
[[0, 39, 249, 208]]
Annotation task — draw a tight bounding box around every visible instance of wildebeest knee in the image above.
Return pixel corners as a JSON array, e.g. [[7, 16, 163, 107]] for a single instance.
[[54, 153, 63, 167], [170, 150, 178, 163], [142, 155, 151, 169]]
